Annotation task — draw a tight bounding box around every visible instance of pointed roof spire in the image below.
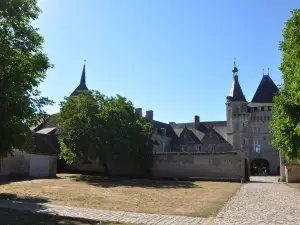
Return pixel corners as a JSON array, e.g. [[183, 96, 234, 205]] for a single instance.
[[232, 58, 239, 76], [80, 62, 86, 86], [251, 72, 279, 103], [70, 61, 89, 96], [227, 59, 247, 102]]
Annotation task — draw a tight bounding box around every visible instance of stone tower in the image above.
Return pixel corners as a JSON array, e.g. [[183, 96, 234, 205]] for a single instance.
[[226, 60, 249, 156]]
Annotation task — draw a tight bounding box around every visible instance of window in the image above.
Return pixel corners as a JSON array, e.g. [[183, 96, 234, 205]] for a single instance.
[[261, 107, 264, 111], [243, 138, 248, 146], [211, 144, 216, 152], [196, 145, 202, 151], [264, 116, 266, 121], [268, 116, 271, 121], [254, 107, 258, 111], [268, 106, 272, 111], [181, 145, 188, 152], [253, 140, 261, 153], [253, 127, 260, 133]]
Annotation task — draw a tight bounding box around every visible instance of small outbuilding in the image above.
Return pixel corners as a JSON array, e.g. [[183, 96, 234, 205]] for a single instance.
[[28, 132, 59, 177], [0, 132, 59, 180]]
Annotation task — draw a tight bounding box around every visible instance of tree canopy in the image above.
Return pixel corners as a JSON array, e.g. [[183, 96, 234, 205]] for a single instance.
[[271, 9, 300, 161], [0, 0, 53, 157], [57, 91, 153, 176]]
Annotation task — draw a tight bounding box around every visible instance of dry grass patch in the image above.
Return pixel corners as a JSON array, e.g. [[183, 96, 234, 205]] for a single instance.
[[0, 174, 241, 217]]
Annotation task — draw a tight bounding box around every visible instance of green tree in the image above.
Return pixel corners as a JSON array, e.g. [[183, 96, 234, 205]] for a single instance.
[[0, 0, 53, 157], [271, 9, 300, 161], [57, 91, 153, 176]]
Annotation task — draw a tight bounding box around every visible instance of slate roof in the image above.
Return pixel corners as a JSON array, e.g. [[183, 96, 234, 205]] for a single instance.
[[200, 121, 227, 127], [30, 133, 60, 155], [251, 75, 279, 103], [170, 121, 230, 145], [178, 127, 202, 145], [33, 115, 60, 135], [36, 127, 56, 135], [228, 76, 247, 102], [70, 64, 89, 97], [153, 120, 178, 143]]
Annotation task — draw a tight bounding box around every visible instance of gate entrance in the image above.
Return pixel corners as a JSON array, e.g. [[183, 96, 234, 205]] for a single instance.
[[251, 158, 270, 176]]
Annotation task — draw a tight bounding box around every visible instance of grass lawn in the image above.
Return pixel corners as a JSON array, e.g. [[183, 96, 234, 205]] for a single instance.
[[0, 208, 131, 225], [0, 174, 241, 218]]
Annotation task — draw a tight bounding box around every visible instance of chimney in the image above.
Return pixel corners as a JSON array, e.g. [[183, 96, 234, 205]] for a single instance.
[[195, 115, 200, 127], [146, 110, 153, 123], [135, 108, 142, 118], [169, 122, 176, 127]]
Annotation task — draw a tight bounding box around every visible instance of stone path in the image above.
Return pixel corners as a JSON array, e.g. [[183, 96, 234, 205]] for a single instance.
[[0, 199, 210, 225], [214, 177, 300, 225]]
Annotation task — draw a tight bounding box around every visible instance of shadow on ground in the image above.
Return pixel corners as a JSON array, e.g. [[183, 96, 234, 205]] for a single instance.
[[0, 176, 61, 185], [0, 193, 49, 203], [0, 207, 121, 225], [62, 174, 200, 189], [0, 194, 122, 224]]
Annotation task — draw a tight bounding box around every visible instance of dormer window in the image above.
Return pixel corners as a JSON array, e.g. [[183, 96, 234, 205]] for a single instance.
[[196, 145, 202, 151], [211, 144, 216, 152]]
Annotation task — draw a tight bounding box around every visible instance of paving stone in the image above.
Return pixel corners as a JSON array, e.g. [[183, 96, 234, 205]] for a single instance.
[[0, 199, 207, 225], [214, 179, 300, 225]]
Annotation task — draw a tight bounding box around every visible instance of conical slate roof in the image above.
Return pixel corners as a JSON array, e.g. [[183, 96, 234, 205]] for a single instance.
[[251, 75, 278, 103], [228, 76, 247, 102], [70, 64, 89, 96]]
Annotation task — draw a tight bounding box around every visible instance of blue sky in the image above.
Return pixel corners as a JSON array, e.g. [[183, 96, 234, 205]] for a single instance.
[[36, 0, 299, 123]]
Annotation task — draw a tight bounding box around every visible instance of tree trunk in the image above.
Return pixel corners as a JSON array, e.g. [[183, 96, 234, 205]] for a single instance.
[[99, 158, 110, 177]]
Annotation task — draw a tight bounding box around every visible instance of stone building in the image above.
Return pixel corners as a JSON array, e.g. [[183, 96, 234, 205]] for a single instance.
[[149, 61, 279, 175], [35, 61, 280, 175]]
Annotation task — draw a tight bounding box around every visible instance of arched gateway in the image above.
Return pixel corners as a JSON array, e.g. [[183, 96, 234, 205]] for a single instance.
[[251, 158, 270, 175]]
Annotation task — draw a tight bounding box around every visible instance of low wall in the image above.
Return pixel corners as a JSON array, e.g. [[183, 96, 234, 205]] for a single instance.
[[152, 152, 244, 181], [66, 159, 144, 177], [285, 163, 300, 183], [0, 150, 57, 180], [0, 151, 31, 178]]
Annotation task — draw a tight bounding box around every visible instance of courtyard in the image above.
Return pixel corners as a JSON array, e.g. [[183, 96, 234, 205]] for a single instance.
[[0, 174, 241, 218]]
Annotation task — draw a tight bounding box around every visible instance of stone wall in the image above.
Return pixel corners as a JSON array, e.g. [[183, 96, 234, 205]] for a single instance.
[[0, 150, 57, 179], [66, 152, 245, 181], [0, 150, 31, 177], [152, 152, 245, 181], [248, 103, 280, 175], [284, 161, 300, 183], [66, 158, 144, 177]]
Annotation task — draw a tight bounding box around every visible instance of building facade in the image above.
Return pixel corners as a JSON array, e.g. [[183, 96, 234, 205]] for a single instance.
[[35, 62, 280, 175]]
